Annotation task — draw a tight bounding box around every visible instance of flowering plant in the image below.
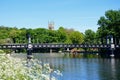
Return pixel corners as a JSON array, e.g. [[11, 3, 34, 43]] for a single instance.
[[0, 54, 62, 80]]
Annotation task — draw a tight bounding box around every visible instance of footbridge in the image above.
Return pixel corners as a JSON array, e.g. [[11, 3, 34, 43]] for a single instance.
[[0, 34, 119, 59], [0, 43, 120, 49]]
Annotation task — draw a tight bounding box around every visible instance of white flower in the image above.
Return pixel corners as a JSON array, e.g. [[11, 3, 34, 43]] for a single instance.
[[0, 55, 62, 80], [54, 70, 63, 76]]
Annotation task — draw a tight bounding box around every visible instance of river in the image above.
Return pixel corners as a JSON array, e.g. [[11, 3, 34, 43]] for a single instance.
[[11, 53, 120, 80], [32, 53, 120, 80]]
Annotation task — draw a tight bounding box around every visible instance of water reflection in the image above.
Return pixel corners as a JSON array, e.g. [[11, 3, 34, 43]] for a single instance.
[[111, 58, 116, 79], [98, 58, 120, 80], [33, 53, 120, 80]]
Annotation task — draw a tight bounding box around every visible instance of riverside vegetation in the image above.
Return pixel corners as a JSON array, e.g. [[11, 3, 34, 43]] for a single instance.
[[0, 53, 62, 80]]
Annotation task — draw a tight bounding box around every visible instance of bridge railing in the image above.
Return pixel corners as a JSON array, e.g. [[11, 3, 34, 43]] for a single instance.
[[32, 44, 110, 48], [0, 44, 27, 49], [0, 43, 120, 49]]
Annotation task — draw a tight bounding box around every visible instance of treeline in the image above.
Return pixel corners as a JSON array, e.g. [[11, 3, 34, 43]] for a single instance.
[[0, 26, 84, 44], [0, 25, 104, 45], [0, 9, 120, 45]]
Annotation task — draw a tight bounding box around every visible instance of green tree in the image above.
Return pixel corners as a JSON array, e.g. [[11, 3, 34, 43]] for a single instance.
[[9, 29, 21, 43], [48, 30, 58, 43], [0, 26, 11, 39], [70, 31, 84, 44], [97, 10, 120, 44], [84, 29, 96, 44], [57, 27, 67, 43]]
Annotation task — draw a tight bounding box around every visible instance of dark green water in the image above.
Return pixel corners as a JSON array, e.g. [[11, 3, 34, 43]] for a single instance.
[[33, 53, 120, 80]]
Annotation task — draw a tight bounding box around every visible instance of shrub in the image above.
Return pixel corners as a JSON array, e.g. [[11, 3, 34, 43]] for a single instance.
[[0, 55, 62, 80]]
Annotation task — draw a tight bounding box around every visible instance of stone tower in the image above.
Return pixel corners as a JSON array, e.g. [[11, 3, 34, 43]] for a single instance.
[[48, 21, 54, 30]]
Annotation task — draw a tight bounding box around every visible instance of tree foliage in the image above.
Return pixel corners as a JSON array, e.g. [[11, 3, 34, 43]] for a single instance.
[[70, 31, 84, 44], [97, 10, 120, 39], [0, 26, 84, 44], [84, 29, 96, 44]]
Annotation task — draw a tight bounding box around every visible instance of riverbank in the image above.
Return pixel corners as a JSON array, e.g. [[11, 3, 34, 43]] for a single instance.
[[0, 53, 61, 80], [10, 52, 112, 59]]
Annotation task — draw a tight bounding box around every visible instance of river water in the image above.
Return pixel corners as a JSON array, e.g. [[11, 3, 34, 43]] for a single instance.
[[32, 53, 120, 80]]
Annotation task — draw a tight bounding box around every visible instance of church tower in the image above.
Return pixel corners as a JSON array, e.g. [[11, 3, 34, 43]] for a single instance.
[[48, 21, 54, 30]]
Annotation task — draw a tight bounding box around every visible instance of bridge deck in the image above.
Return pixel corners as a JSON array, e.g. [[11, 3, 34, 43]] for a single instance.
[[0, 44, 120, 49]]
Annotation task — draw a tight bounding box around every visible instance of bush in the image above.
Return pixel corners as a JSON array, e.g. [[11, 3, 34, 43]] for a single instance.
[[0, 55, 62, 80], [0, 50, 4, 54]]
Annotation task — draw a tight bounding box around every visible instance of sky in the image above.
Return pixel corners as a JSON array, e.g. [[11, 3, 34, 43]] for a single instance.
[[0, 0, 120, 33]]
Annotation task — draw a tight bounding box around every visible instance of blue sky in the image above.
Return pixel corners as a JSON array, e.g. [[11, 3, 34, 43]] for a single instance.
[[0, 0, 120, 33]]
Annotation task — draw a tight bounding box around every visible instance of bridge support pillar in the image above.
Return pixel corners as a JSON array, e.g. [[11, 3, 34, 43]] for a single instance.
[[107, 37, 110, 44], [110, 35, 115, 58], [27, 49, 33, 59], [67, 48, 70, 52], [107, 35, 115, 58], [27, 34, 33, 59], [110, 44, 115, 58], [50, 49, 52, 53]]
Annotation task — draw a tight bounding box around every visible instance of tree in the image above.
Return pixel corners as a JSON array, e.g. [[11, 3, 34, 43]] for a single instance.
[[97, 10, 120, 44], [9, 29, 21, 43], [48, 30, 58, 43], [0, 26, 11, 39], [84, 29, 96, 44], [57, 27, 67, 43], [70, 31, 84, 44]]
